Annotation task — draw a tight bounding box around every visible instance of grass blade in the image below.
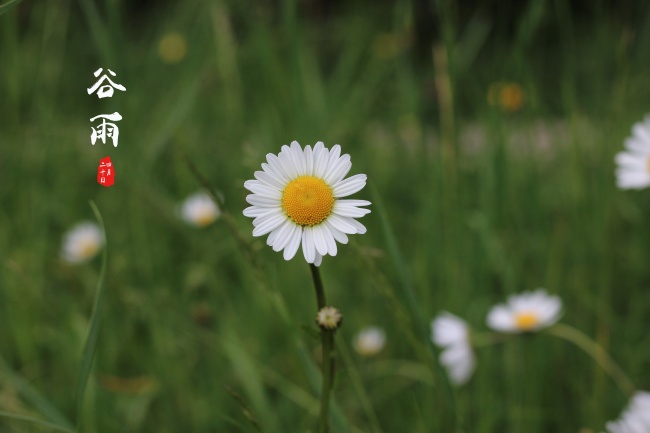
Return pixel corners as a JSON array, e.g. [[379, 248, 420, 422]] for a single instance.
[[0, 0, 24, 16], [0, 356, 74, 430], [75, 200, 108, 428], [0, 410, 76, 433]]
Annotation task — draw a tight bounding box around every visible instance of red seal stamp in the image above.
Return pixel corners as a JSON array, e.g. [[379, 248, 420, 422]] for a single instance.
[[97, 156, 115, 187]]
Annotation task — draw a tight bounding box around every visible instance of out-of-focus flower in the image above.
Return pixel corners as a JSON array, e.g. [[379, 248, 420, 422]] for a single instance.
[[487, 289, 562, 333], [180, 192, 220, 227], [243, 141, 370, 266], [603, 391, 650, 433], [354, 326, 386, 356], [615, 115, 650, 189], [158, 32, 187, 64], [61, 222, 103, 264], [431, 312, 475, 385], [316, 306, 342, 330], [488, 82, 525, 112]]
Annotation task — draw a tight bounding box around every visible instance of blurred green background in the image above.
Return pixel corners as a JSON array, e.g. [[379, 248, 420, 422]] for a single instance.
[[2, 0, 650, 431]]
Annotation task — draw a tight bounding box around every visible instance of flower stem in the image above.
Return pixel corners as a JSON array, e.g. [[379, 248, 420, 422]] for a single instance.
[[309, 264, 335, 433], [546, 323, 636, 397]]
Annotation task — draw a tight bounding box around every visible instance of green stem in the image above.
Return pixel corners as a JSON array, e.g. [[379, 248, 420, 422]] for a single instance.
[[309, 264, 335, 433], [546, 323, 636, 397], [309, 263, 327, 310]]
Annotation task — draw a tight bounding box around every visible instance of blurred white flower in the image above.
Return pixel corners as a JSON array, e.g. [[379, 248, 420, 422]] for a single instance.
[[354, 327, 385, 356], [487, 289, 562, 333], [431, 312, 475, 385], [615, 115, 650, 189], [243, 141, 370, 266], [180, 192, 220, 227], [61, 222, 103, 264], [316, 306, 342, 330], [603, 391, 650, 433]]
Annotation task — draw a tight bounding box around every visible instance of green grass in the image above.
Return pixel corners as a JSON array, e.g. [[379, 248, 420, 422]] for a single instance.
[[2, 0, 650, 432]]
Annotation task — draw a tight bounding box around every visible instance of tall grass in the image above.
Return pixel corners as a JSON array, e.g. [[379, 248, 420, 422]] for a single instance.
[[1, 0, 650, 432]]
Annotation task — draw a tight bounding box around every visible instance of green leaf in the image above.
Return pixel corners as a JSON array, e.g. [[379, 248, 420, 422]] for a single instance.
[[0, 0, 24, 17], [0, 356, 74, 430], [75, 200, 109, 429], [0, 410, 76, 433]]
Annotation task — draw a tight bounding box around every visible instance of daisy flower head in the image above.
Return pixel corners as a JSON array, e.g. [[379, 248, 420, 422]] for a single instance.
[[316, 306, 342, 330], [603, 391, 650, 433], [179, 192, 220, 227], [61, 221, 104, 264], [243, 141, 371, 266], [431, 312, 476, 385], [615, 115, 650, 190], [353, 326, 386, 357], [487, 289, 562, 334]]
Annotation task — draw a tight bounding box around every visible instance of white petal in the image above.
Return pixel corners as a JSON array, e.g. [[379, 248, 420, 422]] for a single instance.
[[442, 344, 475, 385], [266, 153, 291, 182], [313, 253, 323, 267], [324, 144, 341, 178], [332, 202, 372, 218], [252, 213, 286, 236], [335, 199, 371, 207], [311, 224, 329, 256], [486, 305, 516, 332], [324, 155, 351, 185], [333, 174, 367, 197], [313, 145, 330, 178], [243, 206, 270, 217], [324, 220, 348, 244], [266, 227, 279, 246], [244, 181, 281, 199], [302, 227, 316, 263], [615, 152, 646, 169], [624, 136, 650, 155], [432, 312, 469, 347], [326, 214, 357, 234], [279, 146, 298, 179], [246, 194, 280, 208], [283, 226, 303, 260], [304, 145, 314, 176], [252, 208, 283, 226], [347, 218, 367, 234], [290, 141, 306, 174], [632, 121, 650, 144], [255, 170, 285, 190], [271, 220, 295, 252], [617, 171, 650, 189], [321, 224, 337, 256]]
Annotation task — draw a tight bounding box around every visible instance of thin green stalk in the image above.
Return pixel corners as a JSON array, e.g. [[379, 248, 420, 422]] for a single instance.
[[0, 411, 76, 433], [309, 263, 327, 310], [309, 264, 335, 433], [76, 201, 108, 429], [546, 323, 636, 397]]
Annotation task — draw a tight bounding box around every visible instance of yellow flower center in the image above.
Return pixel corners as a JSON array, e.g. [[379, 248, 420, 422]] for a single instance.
[[514, 312, 540, 330], [194, 210, 216, 227], [80, 240, 98, 258], [282, 176, 334, 226]]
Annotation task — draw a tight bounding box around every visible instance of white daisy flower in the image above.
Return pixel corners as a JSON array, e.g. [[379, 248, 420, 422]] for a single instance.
[[486, 289, 562, 333], [353, 326, 386, 357], [243, 141, 371, 266], [61, 222, 104, 264], [615, 115, 650, 190], [431, 312, 476, 385], [603, 391, 650, 433], [179, 192, 220, 227]]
